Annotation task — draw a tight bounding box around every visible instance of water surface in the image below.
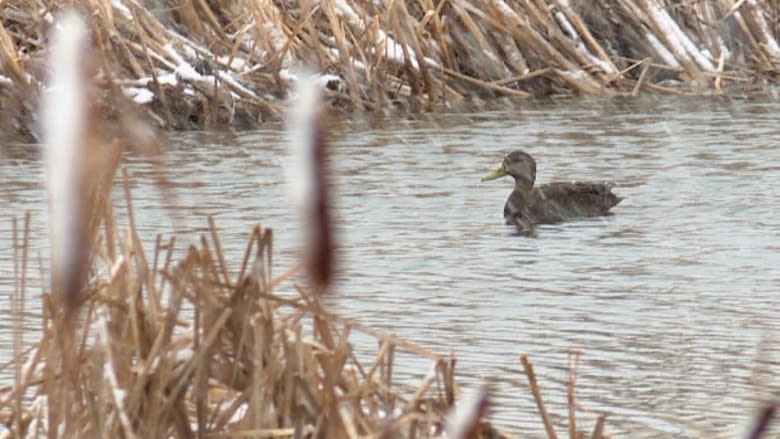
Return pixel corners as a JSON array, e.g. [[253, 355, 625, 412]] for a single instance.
[[2, 96, 780, 437]]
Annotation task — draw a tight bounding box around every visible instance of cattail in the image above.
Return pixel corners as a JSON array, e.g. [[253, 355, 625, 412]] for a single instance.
[[288, 73, 334, 292], [41, 10, 92, 309], [446, 387, 491, 439]]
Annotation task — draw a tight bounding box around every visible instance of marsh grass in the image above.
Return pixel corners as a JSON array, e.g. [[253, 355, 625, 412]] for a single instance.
[[2, 173, 615, 438], [3, 0, 780, 138], [6, 192, 449, 437]]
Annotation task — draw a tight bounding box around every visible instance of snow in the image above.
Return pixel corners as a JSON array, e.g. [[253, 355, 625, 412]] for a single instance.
[[175, 347, 194, 363], [122, 86, 155, 104], [217, 55, 249, 71], [262, 20, 289, 53], [332, 0, 439, 70], [229, 402, 248, 423], [214, 70, 253, 99], [157, 71, 178, 86], [279, 68, 298, 83], [163, 44, 204, 82], [554, 9, 579, 42], [112, 0, 133, 20]]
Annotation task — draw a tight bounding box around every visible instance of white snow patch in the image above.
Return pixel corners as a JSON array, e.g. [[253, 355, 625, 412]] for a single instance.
[[175, 347, 194, 363], [215, 69, 254, 99], [333, 0, 361, 23], [279, 68, 298, 82], [262, 20, 289, 53], [123, 86, 155, 104], [559, 69, 588, 80], [554, 9, 579, 42], [164, 44, 204, 82], [327, 47, 367, 71], [385, 36, 419, 69], [116, 71, 177, 88], [229, 402, 248, 423], [331, 0, 439, 70], [157, 71, 178, 86], [112, 0, 133, 20], [217, 55, 249, 71]]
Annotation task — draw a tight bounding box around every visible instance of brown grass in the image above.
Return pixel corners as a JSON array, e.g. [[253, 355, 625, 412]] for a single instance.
[[4, 191, 611, 438], [7, 187, 450, 437], [8, 139, 616, 439], [2, 1, 780, 139]]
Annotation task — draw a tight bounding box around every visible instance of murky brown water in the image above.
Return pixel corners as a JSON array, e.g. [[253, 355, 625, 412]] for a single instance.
[[3, 96, 780, 437]]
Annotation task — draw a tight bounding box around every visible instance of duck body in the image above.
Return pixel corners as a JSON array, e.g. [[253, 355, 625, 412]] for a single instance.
[[482, 150, 622, 233], [504, 181, 621, 224]]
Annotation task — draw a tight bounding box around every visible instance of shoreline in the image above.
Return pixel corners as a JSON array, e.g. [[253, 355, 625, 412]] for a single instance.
[[3, 1, 780, 140]]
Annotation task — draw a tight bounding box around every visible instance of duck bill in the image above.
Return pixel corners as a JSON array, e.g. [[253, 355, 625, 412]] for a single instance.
[[481, 164, 507, 182]]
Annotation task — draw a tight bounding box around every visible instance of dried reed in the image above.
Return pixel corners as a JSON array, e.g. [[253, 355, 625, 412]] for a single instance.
[[4, 204, 615, 438], [2, 0, 780, 139], [2, 200, 505, 437]]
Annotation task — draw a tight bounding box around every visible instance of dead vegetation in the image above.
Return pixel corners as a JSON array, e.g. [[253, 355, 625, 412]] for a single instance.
[[4, 199, 610, 438], [3, 2, 779, 436], [0, 17, 612, 436], [2, 0, 780, 139]]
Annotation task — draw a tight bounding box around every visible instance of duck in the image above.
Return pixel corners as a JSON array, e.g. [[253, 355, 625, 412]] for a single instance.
[[481, 150, 622, 234]]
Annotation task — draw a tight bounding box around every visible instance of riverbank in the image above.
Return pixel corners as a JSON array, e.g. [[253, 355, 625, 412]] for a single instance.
[[2, 0, 780, 140]]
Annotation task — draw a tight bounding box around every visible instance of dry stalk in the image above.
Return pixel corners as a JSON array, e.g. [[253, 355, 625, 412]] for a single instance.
[[591, 414, 606, 439], [6, 188, 524, 437], [567, 350, 581, 439], [520, 354, 558, 439]]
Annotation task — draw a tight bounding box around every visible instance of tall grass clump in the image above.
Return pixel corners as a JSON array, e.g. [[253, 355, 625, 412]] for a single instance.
[[7, 200, 615, 437], [6, 196, 487, 437]]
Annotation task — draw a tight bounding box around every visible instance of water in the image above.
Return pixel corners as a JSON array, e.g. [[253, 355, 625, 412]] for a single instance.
[[3, 95, 780, 437]]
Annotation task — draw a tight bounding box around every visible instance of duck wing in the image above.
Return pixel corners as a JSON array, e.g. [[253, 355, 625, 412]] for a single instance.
[[533, 182, 622, 221]]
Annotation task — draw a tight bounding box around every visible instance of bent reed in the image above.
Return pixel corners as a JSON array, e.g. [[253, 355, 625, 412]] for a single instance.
[[2, 0, 780, 138]]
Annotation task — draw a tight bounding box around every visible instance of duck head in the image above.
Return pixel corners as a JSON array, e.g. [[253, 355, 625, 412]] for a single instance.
[[481, 150, 537, 191]]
